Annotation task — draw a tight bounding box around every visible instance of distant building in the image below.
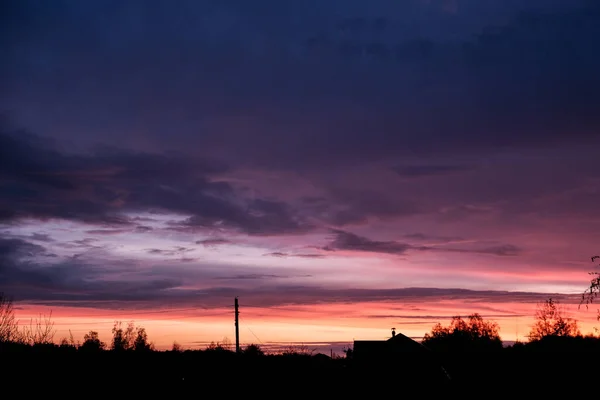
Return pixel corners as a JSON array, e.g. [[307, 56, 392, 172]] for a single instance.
[[352, 328, 451, 384], [353, 328, 428, 360]]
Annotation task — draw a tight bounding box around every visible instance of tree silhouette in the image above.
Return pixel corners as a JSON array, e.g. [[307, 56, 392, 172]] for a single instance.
[[422, 313, 502, 351], [220, 337, 233, 351], [205, 341, 231, 352], [0, 293, 19, 343], [80, 330, 105, 351], [581, 256, 600, 317], [171, 341, 182, 352], [133, 327, 154, 352], [111, 321, 135, 351], [528, 298, 580, 341]]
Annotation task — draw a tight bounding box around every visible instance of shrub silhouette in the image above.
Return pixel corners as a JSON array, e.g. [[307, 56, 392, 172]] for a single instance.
[[80, 330, 105, 352], [21, 312, 56, 345], [242, 343, 264, 357], [59, 330, 79, 349], [205, 341, 232, 352], [281, 343, 315, 356]]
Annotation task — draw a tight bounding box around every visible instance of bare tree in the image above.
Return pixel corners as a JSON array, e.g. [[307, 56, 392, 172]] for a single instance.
[[220, 337, 233, 351], [581, 255, 600, 320], [69, 329, 78, 347], [21, 312, 56, 345], [528, 298, 581, 341], [281, 343, 316, 356], [0, 293, 19, 343], [171, 341, 182, 352]]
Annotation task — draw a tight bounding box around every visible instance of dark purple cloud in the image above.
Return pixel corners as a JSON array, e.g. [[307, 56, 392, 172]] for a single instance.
[[146, 247, 194, 256], [214, 273, 313, 281], [323, 229, 522, 257], [403, 233, 465, 243], [196, 238, 232, 247], [445, 244, 523, 257], [263, 252, 326, 259], [0, 126, 313, 235], [323, 230, 418, 255]]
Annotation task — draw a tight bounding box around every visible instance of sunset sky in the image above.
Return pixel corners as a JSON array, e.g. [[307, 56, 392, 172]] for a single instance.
[[1, 0, 600, 352]]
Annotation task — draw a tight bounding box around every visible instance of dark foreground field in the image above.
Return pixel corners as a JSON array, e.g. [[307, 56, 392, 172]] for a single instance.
[[2, 344, 599, 397]]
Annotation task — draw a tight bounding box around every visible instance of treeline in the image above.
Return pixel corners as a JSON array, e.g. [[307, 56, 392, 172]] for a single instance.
[[0, 292, 329, 357], [419, 297, 596, 352], [2, 294, 600, 355], [411, 298, 600, 387], [2, 293, 600, 395]]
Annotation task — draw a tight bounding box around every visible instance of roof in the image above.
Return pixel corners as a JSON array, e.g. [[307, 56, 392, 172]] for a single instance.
[[352, 332, 435, 362], [386, 332, 431, 353]]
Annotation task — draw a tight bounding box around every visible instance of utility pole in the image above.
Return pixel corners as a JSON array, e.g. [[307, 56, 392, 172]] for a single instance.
[[234, 297, 240, 354]]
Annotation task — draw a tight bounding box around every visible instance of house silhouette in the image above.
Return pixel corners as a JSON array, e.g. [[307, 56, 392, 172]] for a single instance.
[[352, 328, 451, 384]]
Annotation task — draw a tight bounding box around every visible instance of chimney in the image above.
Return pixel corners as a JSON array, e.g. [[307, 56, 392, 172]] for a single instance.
[[391, 327, 396, 337]]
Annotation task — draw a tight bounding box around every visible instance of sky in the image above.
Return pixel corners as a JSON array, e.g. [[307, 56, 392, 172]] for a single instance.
[[1, 0, 600, 351]]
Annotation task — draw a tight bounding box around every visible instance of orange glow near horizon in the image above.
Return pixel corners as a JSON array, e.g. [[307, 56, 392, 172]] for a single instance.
[[14, 300, 599, 351]]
